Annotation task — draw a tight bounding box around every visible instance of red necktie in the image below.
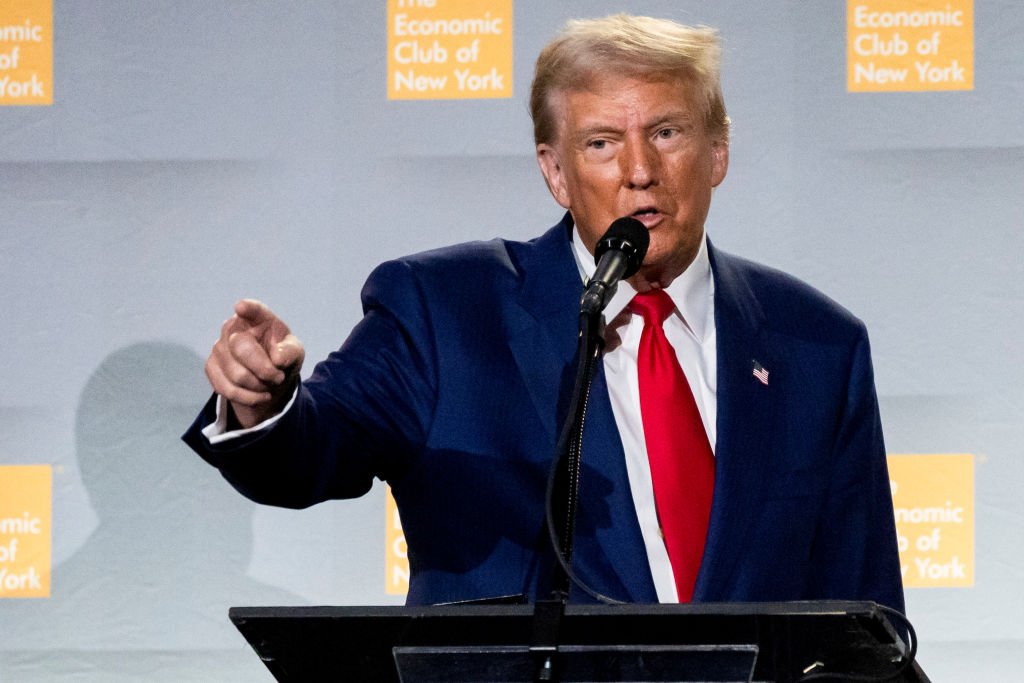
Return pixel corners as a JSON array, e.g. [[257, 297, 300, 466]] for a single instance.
[[632, 290, 715, 602]]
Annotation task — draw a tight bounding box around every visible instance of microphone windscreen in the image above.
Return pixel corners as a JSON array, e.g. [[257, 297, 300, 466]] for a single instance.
[[594, 217, 650, 278]]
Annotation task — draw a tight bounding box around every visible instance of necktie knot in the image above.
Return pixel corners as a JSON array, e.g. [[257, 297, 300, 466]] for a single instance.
[[631, 290, 675, 327]]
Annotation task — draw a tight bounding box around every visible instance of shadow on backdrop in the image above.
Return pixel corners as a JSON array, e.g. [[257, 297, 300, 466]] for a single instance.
[[4, 341, 302, 650]]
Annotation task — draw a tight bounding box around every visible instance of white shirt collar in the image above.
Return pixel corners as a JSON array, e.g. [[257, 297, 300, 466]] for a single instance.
[[571, 226, 713, 342]]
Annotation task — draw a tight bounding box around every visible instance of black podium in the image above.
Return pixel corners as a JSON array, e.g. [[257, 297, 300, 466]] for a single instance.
[[230, 601, 929, 682]]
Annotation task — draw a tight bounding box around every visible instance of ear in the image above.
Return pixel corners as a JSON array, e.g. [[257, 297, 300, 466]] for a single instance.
[[536, 143, 572, 209], [710, 137, 729, 188]]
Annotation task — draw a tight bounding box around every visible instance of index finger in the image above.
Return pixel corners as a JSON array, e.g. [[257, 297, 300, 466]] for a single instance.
[[234, 298, 276, 324]]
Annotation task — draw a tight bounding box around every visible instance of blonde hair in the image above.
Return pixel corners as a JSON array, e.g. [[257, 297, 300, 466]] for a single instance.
[[530, 14, 730, 145]]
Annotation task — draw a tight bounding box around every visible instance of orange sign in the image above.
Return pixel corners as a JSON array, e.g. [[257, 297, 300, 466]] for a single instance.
[[0, 465, 52, 597], [887, 454, 974, 587], [848, 0, 973, 92], [388, 0, 513, 100], [0, 0, 52, 105], [385, 487, 409, 594]]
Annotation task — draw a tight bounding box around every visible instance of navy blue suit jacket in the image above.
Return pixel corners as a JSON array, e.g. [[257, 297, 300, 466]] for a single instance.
[[184, 215, 905, 613]]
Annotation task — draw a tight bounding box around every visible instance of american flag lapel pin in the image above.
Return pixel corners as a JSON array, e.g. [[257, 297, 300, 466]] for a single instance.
[[751, 360, 770, 386]]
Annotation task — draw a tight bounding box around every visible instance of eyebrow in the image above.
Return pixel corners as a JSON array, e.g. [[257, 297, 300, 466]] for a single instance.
[[572, 124, 624, 142], [644, 111, 698, 130], [571, 111, 698, 143]]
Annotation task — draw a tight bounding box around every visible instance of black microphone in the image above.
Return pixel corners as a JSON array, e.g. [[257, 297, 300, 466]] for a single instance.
[[580, 217, 649, 314]]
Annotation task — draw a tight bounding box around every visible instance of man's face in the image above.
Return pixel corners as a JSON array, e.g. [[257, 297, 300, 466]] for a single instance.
[[536, 74, 728, 288]]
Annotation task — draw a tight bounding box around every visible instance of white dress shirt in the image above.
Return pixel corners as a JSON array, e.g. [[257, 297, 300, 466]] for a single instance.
[[571, 228, 718, 603]]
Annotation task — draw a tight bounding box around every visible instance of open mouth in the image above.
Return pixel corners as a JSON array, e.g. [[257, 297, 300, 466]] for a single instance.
[[630, 207, 660, 225]]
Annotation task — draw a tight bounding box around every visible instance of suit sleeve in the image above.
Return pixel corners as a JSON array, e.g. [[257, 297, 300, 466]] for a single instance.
[[182, 259, 438, 509], [808, 327, 906, 613]]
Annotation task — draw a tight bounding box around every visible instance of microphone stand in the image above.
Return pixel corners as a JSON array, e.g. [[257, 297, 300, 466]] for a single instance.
[[531, 303, 606, 683], [529, 217, 645, 682]]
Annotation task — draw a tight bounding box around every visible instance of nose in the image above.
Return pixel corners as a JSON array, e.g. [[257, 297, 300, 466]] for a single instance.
[[621, 135, 658, 189]]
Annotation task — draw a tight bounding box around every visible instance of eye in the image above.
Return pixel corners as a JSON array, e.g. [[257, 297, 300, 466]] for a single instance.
[[656, 127, 677, 140], [588, 139, 607, 150]]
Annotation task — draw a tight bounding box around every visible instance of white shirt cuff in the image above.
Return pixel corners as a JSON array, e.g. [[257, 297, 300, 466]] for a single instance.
[[201, 387, 299, 445]]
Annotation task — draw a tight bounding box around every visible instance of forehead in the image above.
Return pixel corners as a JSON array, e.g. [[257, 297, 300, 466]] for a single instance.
[[551, 74, 701, 138]]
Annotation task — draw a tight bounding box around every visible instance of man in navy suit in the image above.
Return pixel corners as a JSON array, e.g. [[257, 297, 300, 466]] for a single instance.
[[184, 15, 905, 614]]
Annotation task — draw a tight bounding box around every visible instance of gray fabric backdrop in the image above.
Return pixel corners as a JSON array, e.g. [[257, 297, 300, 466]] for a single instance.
[[1, 2, 1021, 680]]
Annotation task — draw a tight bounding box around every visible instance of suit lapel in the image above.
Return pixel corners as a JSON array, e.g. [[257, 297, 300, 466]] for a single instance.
[[575, 366, 659, 602], [504, 217, 581, 442], [693, 243, 781, 601], [505, 215, 655, 603]]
